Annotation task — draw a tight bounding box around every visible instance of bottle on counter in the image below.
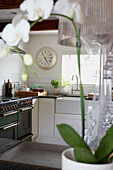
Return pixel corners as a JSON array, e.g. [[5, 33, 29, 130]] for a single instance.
[[2, 80, 6, 96], [5, 79, 12, 97], [12, 83, 16, 97]]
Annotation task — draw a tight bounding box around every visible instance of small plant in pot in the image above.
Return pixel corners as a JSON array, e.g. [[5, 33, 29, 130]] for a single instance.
[[50, 79, 61, 95], [60, 78, 71, 95]]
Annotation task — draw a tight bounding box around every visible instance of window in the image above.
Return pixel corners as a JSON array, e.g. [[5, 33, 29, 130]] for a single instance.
[[62, 54, 99, 85]]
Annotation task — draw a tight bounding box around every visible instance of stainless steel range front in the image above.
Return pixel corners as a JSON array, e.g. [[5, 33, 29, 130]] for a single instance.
[[0, 97, 33, 141]]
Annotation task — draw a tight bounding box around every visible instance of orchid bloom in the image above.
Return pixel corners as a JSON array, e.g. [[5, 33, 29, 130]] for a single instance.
[[2, 14, 30, 46], [0, 39, 10, 58], [53, 0, 84, 24], [23, 54, 33, 66], [20, 0, 54, 21], [21, 72, 28, 81]]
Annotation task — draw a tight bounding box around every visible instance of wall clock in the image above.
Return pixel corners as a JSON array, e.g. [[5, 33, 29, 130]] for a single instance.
[[36, 47, 57, 70]]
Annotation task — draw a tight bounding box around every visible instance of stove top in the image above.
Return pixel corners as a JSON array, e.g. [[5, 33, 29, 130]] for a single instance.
[[0, 97, 18, 102], [0, 96, 32, 113]]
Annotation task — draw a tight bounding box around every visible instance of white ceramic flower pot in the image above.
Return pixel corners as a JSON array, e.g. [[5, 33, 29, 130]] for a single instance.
[[54, 88, 59, 95], [62, 148, 113, 170], [60, 86, 68, 95]]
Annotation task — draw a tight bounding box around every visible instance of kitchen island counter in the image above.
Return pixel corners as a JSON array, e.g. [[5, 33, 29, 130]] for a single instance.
[[0, 140, 68, 170]]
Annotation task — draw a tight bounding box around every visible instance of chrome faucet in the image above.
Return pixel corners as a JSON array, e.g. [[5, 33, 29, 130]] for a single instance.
[[71, 75, 80, 94]]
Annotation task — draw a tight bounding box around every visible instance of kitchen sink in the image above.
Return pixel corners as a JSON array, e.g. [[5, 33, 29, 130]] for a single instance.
[[56, 97, 81, 114], [71, 90, 80, 96]]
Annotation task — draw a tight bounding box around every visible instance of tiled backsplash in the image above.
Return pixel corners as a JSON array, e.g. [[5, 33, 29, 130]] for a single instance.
[[28, 73, 97, 95]]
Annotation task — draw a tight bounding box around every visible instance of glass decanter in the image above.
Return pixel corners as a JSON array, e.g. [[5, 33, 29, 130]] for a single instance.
[[81, 0, 113, 147]]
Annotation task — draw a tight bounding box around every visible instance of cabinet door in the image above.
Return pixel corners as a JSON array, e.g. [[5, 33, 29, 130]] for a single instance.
[[55, 113, 82, 138], [32, 99, 39, 141], [39, 98, 55, 137]]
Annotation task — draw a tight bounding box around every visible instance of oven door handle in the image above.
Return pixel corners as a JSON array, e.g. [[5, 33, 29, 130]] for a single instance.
[[1, 111, 18, 117], [0, 122, 18, 131], [22, 133, 33, 142], [19, 106, 33, 112]]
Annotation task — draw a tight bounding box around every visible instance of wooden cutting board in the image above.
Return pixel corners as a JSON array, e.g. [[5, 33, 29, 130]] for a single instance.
[[15, 91, 48, 98]]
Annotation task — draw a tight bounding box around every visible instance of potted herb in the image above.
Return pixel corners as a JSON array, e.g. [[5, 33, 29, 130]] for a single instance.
[[60, 78, 71, 95], [50, 79, 61, 95]]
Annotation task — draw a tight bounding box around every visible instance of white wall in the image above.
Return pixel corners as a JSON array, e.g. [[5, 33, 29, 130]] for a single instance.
[[0, 31, 98, 95], [23, 31, 76, 93], [0, 50, 25, 96]]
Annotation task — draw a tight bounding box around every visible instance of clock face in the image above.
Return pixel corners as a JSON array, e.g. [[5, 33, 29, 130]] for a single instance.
[[36, 47, 57, 70]]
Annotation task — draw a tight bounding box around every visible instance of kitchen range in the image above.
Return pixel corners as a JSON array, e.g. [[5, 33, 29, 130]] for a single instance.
[[0, 97, 33, 141]]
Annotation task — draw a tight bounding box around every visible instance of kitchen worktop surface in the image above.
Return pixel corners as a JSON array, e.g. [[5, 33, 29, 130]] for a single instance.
[[0, 139, 68, 170], [32, 94, 87, 99]]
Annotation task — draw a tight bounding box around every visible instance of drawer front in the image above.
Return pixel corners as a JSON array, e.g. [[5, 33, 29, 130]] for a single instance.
[[0, 121, 18, 139], [0, 112, 18, 126]]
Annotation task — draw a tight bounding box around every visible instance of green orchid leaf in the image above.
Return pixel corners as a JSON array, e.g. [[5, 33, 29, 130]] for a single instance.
[[95, 125, 113, 161], [99, 155, 110, 164], [57, 124, 90, 150], [74, 146, 97, 164]]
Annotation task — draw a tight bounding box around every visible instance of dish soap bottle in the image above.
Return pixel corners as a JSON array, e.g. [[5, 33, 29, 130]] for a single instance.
[[6, 79, 12, 97]]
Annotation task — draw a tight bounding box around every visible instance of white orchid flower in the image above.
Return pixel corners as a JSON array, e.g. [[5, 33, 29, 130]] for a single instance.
[[0, 39, 10, 58], [21, 72, 28, 81], [23, 54, 33, 66], [53, 0, 84, 24], [2, 14, 30, 46], [20, 0, 53, 21]]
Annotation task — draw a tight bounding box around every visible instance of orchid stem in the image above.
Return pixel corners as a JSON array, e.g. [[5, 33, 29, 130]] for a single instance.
[[30, 17, 42, 28], [51, 13, 85, 139], [72, 19, 85, 139]]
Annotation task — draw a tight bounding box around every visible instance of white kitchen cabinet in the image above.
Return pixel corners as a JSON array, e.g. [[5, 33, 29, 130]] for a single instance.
[[32, 99, 39, 142], [55, 97, 87, 140], [39, 98, 55, 137], [55, 113, 82, 138], [36, 97, 87, 145]]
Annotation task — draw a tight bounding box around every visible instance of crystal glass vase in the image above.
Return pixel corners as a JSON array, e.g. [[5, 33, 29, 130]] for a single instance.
[[81, 0, 113, 147]]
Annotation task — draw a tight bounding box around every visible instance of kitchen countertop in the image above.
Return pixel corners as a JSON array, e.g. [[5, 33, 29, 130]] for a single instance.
[[32, 94, 88, 99], [32, 94, 63, 99], [0, 139, 68, 170]]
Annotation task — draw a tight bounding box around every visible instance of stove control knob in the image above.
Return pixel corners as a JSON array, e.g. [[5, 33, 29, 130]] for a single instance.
[[7, 106, 10, 110], [1, 107, 4, 112], [12, 105, 15, 109], [11, 105, 13, 109], [4, 107, 7, 111]]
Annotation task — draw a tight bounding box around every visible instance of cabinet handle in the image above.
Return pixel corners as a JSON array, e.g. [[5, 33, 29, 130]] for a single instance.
[[2, 111, 18, 117], [21, 134, 33, 142], [19, 107, 33, 112], [0, 122, 18, 131]]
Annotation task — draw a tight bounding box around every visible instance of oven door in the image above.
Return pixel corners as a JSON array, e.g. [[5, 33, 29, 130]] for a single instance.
[[0, 121, 18, 139], [18, 107, 32, 138]]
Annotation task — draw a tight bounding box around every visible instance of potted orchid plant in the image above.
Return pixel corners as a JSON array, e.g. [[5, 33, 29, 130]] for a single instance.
[[0, 0, 113, 169]]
